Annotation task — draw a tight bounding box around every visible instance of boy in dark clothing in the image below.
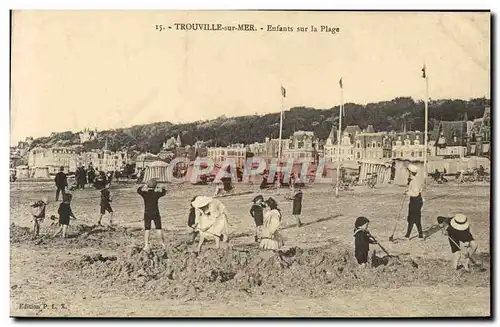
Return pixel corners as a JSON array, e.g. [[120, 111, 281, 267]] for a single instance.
[[188, 196, 199, 244], [52, 193, 76, 239], [137, 179, 167, 252], [353, 216, 377, 267], [250, 195, 266, 242], [54, 166, 68, 201], [97, 186, 114, 226], [292, 188, 303, 227], [437, 214, 478, 271], [87, 167, 96, 185], [30, 197, 48, 238]]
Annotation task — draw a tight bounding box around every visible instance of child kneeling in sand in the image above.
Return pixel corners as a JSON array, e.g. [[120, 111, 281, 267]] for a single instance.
[[52, 193, 76, 239], [191, 196, 230, 253], [353, 216, 377, 268], [437, 214, 478, 271]]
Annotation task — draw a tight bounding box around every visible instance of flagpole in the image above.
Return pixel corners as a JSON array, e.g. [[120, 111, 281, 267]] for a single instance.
[[423, 69, 429, 184], [335, 79, 343, 198], [277, 87, 284, 193]]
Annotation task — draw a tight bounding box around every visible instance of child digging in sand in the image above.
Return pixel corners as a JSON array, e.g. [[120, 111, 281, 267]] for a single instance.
[[353, 216, 377, 268], [437, 214, 478, 271], [30, 197, 48, 238], [52, 193, 76, 239]]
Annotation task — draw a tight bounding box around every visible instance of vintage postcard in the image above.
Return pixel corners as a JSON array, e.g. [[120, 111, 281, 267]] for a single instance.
[[10, 10, 491, 317]]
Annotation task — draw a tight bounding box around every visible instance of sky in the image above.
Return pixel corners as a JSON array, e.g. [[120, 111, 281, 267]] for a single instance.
[[10, 11, 490, 145]]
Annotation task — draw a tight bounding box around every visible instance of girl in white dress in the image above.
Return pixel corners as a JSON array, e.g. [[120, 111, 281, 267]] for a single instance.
[[191, 196, 230, 253], [259, 197, 284, 251]]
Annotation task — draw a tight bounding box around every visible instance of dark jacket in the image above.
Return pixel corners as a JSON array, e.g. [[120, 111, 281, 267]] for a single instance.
[[58, 202, 75, 220], [55, 172, 67, 187], [100, 189, 112, 205], [188, 207, 196, 228], [354, 229, 376, 264], [292, 191, 303, 215], [250, 203, 265, 226], [137, 187, 167, 218], [447, 226, 474, 253]]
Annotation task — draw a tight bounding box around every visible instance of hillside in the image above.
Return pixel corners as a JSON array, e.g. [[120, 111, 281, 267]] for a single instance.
[[29, 97, 489, 154]]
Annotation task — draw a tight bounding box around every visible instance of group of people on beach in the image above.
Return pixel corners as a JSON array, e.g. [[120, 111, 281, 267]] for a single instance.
[[27, 163, 478, 271], [353, 164, 479, 271]]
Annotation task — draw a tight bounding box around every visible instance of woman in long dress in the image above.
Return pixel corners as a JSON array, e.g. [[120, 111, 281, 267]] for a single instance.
[[260, 197, 284, 251], [191, 196, 230, 253]]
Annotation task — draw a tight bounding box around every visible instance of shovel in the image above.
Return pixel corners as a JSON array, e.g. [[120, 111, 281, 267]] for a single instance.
[[389, 194, 406, 242], [369, 233, 392, 257], [445, 232, 481, 267]]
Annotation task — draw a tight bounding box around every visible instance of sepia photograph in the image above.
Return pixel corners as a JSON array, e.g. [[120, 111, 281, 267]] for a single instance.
[[9, 10, 491, 318]]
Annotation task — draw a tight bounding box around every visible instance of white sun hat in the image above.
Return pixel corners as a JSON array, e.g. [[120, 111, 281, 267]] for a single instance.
[[450, 214, 470, 231], [407, 164, 419, 173], [191, 196, 212, 209]]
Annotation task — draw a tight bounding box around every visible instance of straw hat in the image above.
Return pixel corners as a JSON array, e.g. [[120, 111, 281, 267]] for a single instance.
[[450, 214, 470, 231], [191, 196, 212, 209], [41, 197, 49, 204], [407, 164, 419, 173]]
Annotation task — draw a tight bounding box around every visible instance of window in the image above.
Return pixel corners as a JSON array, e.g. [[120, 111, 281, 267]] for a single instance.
[[392, 141, 396, 146], [356, 152, 360, 159], [357, 142, 360, 148], [411, 152, 415, 157], [418, 151, 423, 157], [405, 140, 411, 146], [377, 143, 381, 148], [392, 151, 396, 157], [414, 140, 420, 145], [367, 143, 371, 148]]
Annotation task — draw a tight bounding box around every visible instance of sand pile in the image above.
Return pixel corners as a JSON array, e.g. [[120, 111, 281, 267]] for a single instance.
[[10, 224, 33, 243], [65, 242, 490, 301]]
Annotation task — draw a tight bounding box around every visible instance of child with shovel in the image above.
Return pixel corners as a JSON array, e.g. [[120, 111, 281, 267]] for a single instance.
[[437, 214, 478, 271], [353, 216, 378, 267]]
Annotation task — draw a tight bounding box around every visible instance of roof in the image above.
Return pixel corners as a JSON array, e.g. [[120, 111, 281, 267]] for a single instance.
[[430, 121, 467, 146], [391, 131, 425, 143], [364, 125, 375, 133], [327, 125, 337, 143], [343, 125, 362, 143]]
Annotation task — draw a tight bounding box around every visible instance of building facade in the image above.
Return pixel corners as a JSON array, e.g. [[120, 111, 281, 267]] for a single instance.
[[282, 131, 318, 163], [390, 131, 427, 159], [324, 125, 360, 162], [207, 144, 247, 167], [28, 147, 79, 174], [79, 128, 98, 144]]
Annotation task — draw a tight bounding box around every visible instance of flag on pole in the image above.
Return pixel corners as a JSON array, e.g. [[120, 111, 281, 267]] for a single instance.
[[421, 65, 426, 79], [281, 86, 286, 98], [339, 78, 343, 88]]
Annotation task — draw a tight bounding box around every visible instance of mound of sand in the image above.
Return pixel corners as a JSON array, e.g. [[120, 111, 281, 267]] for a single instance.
[[64, 242, 490, 301]]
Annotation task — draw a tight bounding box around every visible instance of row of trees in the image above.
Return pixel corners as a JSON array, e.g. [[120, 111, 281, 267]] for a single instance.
[[30, 97, 489, 154]]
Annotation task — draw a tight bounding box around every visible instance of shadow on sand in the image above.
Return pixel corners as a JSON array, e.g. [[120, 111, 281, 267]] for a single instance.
[[282, 214, 343, 230]]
